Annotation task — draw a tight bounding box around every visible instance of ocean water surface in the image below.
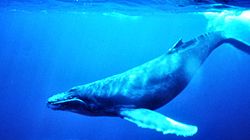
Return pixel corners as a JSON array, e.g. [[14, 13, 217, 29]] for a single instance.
[[0, 0, 250, 140]]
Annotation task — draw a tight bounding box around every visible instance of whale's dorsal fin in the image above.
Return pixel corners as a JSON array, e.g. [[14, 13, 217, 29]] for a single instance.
[[119, 108, 198, 137], [168, 39, 183, 53], [174, 39, 183, 48]]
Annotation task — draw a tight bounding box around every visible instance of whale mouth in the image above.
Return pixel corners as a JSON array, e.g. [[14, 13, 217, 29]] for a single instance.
[[47, 93, 86, 110], [47, 98, 85, 110]]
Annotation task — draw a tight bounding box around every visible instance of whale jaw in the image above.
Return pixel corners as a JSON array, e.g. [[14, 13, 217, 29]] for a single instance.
[[47, 92, 86, 111]]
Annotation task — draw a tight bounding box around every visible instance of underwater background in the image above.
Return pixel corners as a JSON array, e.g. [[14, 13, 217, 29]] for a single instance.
[[0, 0, 250, 140]]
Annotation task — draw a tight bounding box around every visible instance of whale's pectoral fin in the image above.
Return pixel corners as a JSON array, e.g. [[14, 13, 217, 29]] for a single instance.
[[119, 108, 198, 137]]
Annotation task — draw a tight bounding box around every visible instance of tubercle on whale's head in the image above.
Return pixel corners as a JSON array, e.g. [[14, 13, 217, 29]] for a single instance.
[[47, 86, 91, 114]]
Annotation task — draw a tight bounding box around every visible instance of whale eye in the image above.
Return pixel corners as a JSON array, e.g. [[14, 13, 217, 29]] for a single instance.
[[69, 88, 77, 93], [68, 96, 73, 99]]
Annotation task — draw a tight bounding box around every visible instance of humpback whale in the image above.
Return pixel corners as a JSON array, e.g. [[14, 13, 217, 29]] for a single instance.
[[47, 32, 250, 137]]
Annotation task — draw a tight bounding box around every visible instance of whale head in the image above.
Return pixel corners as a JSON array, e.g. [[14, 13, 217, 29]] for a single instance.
[[47, 87, 93, 115]]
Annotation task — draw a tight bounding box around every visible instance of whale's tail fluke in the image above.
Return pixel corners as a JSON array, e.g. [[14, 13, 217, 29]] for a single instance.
[[221, 38, 250, 55]]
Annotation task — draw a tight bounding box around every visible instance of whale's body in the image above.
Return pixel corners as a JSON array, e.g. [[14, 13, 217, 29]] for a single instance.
[[47, 32, 250, 137]]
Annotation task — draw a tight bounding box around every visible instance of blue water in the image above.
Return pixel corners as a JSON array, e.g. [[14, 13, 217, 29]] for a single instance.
[[0, 1, 250, 140]]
